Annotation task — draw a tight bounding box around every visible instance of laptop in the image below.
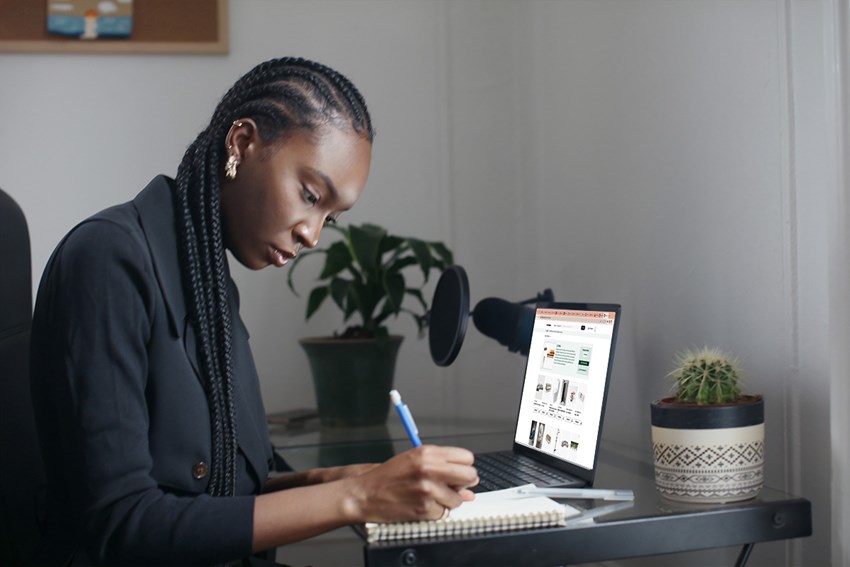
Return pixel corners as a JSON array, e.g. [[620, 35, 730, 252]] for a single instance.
[[473, 302, 621, 492]]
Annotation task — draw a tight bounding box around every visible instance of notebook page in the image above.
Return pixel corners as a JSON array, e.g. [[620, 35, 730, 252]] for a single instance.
[[363, 484, 580, 543], [447, 484, 579, 521]]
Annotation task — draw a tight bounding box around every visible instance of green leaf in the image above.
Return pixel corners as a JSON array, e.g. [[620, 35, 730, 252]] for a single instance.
[[348, 280, 380, 326], [343, 298, 358, 321], [305, 286, 330, 319], [430, 242, 454, 267], [405, 288, 427, 311], [386, 256, 418, 275], [329, 277, 352, 311], [379, 234, 405, 255], [320, 241, 353, 279], [406, 238, 432, 281], [349, 224, 385, 276], [383, 272, 405, 313]]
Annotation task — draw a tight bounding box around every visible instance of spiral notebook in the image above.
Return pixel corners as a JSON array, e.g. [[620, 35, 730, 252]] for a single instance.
[[362, 484, 579, 543]]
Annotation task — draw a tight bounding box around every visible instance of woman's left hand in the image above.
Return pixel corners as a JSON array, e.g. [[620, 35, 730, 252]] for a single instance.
[[264, 462, 379, 492]]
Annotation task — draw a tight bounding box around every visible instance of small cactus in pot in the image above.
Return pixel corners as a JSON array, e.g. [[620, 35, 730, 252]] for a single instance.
[[668, 347, 742, 405], [651, 347, 764, 503]]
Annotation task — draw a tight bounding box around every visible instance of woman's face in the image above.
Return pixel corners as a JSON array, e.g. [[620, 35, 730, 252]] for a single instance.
[[220, 124, 372, 270]]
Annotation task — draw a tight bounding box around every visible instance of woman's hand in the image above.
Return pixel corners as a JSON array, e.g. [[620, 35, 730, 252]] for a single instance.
[[253, 445, 478, 551], [340, 445, 479, 524]]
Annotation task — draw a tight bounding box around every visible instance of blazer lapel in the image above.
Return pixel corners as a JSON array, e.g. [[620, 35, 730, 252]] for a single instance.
[[133, 176, 185, 340], [135, 176, 271, 481], [134, 176, 203, 380]]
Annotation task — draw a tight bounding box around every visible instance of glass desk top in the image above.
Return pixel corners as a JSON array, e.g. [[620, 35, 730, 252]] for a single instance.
[[268, 416, 812, 566], [269, 415, 514, 449]]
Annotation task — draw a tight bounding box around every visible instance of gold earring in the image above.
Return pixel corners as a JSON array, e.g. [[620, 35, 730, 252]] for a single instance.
[[225, 146, 238, 180]]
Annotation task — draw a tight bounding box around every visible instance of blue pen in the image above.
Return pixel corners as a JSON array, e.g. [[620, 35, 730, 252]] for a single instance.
[[390, 389, 422, 447]]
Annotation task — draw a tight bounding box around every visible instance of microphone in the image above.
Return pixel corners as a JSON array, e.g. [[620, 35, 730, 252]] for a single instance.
[[471, 297, 535, 356], [428, 264, 554, 365]]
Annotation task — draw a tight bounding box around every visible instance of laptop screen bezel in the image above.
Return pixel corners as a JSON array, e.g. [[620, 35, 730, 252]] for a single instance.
[[509, 301, 622, 486]]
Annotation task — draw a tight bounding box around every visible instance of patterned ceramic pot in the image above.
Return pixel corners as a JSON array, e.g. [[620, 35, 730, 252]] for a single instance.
[[650, 395, 764, 503]]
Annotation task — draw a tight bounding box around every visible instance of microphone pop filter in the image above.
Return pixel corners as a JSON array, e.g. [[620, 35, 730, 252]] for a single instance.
[[428, 265, 470, 367]]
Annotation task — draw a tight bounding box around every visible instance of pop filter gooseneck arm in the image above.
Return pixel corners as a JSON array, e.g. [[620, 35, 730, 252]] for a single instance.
[[517, 289, 555, 305]]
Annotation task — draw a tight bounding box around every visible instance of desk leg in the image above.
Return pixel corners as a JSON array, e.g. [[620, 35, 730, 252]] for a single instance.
[[734, 543, 754, 567]]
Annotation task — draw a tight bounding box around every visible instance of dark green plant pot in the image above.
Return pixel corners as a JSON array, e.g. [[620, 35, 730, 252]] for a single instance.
[[300, 336, 403, 427]]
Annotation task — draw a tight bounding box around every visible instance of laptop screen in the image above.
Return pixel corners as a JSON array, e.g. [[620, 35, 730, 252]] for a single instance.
[[512, 303, 621, 472]]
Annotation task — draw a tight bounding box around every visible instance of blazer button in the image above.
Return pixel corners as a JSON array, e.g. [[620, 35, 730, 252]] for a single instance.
[[192, 462, 208, 480]]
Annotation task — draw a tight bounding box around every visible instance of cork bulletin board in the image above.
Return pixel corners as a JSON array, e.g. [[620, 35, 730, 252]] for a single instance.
[[0, 0, 228, 54]]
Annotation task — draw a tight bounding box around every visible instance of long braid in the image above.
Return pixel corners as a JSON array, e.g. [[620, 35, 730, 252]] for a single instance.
[[172, 57, 372, 497]]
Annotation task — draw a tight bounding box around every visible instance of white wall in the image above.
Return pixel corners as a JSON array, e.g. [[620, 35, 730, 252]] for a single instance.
[[441, 2, 837, 565], [0, 1, 843, 565]]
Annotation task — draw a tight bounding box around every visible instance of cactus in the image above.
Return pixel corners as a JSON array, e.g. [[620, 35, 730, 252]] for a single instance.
[[668, 347, 742, 405]]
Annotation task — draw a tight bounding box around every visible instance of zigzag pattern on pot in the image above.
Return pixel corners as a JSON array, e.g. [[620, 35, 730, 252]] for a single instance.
[[653, 441, 765, 468], [655, 469, 763, 485]]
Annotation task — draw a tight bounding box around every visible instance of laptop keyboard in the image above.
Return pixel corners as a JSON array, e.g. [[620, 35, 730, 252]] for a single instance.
[[473, 451, 580, 492]]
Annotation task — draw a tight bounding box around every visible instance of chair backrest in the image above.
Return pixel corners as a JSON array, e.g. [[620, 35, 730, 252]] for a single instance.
[[0, 188, 44, 565]]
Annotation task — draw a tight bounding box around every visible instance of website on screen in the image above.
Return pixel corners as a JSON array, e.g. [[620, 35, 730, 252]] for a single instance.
[[513, 308, 617, 470]]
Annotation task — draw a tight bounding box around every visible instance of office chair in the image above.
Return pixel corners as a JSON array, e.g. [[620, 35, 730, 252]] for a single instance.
[[0, 187, 45, 565]]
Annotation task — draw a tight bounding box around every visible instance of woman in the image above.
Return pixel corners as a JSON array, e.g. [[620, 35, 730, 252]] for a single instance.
[[30, 57, 478, 565]]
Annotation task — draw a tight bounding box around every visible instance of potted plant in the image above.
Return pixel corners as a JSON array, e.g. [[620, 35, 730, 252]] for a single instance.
[[650, 347, 764, 503], [287, 222, 453, 427]]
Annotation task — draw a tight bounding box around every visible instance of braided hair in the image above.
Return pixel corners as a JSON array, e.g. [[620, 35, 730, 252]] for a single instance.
[[173, 57, 373, 497]]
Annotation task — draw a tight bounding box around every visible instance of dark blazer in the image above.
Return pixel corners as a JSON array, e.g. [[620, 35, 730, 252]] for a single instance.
[[31, 176, 274, 565]]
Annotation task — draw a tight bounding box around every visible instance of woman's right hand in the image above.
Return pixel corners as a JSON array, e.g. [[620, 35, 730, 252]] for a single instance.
[[341, 445, 479, 524]]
